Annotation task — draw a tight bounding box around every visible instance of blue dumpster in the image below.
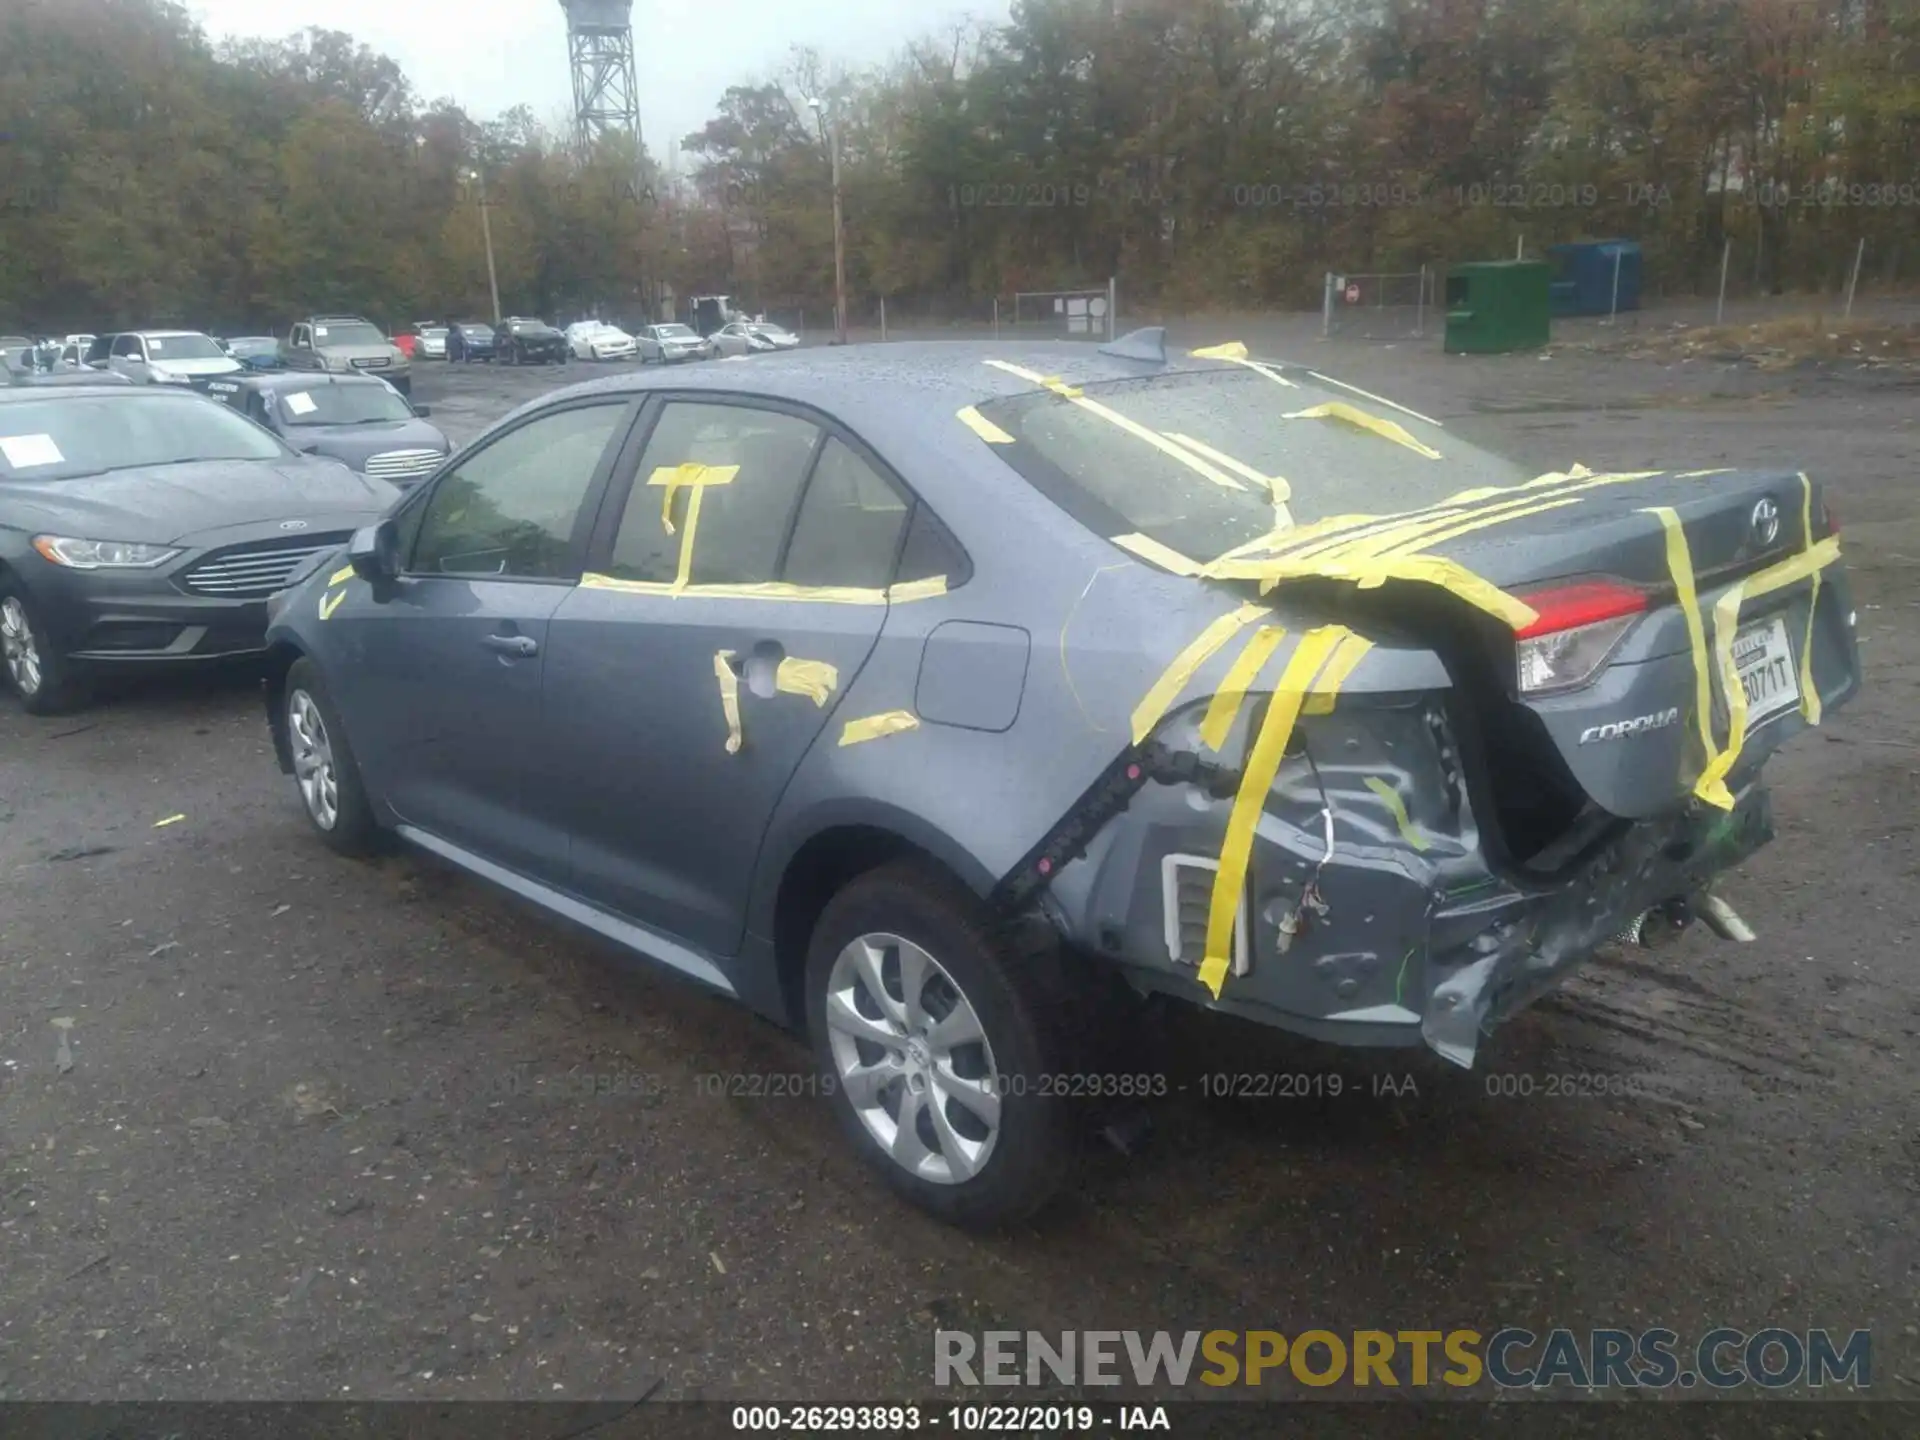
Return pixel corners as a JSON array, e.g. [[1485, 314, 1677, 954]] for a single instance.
[[1547, 240, 1642, 317]]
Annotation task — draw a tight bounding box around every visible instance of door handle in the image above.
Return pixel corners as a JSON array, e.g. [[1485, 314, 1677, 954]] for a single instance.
[[483, 633, 539, 658]]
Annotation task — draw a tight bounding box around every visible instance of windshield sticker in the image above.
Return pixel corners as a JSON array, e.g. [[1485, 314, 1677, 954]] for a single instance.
[[284, 392, 318, 416], [148, 339, 165, 352], [0, 433, 64, 468], [314, 327, 329, 339]]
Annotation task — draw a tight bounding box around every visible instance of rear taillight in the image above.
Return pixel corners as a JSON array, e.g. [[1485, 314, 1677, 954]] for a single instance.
[[1514, 579, 1647, 694]]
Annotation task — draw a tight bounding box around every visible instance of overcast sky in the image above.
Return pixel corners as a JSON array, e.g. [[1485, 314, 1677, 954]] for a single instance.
[[184, 0, 1001, 166]]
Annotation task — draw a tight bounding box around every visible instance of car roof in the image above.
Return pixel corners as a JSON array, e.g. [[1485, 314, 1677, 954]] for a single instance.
[[222, 371, 394, 392], [531, 338, 1225, 411], [0, 381, 190, 403], [129, 329, 212, 339]]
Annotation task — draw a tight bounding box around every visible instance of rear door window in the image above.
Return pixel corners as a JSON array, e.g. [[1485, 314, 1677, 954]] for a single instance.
[[604, 402, 822, 585]]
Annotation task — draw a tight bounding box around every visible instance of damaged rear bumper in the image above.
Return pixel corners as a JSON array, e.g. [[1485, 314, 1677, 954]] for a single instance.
[[1015, 699, 1775, 1068]]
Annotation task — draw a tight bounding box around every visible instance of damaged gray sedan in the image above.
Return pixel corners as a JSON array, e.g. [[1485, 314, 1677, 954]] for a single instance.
[[259, 332, 1860, 1226]]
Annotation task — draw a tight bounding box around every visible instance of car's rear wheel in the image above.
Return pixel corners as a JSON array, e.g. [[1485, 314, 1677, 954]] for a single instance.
[[284, 658, 380, 856], [0, 588, 80, 715], [805, 862, 1074, 1228]]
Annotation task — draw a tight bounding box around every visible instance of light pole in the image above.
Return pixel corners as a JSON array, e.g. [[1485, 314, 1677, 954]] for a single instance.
[[463, 166, 502, 326], [806, 95, 847, 345]]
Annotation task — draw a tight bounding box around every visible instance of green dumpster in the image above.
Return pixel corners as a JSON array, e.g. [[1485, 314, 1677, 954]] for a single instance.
[[1443, 260, 1550, 353]]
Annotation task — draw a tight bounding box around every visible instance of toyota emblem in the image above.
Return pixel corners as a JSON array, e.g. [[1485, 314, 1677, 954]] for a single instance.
[[279, 519, 310, 532], [1750, 497, 1780, 547]]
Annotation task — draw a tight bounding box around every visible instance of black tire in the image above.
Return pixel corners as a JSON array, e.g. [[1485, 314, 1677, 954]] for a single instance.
[[282, 658, 382, 857], [0, 584, 82, 715], [804, 861, 1075, 1228]]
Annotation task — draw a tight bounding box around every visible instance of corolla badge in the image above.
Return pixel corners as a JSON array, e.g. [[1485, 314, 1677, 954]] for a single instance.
[[1579, 707, 1681, 744], [1750, 497, 1780, 547], [279, 519, 310, 532]]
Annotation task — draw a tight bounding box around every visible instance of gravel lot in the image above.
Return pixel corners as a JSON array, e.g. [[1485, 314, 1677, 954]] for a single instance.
[[2, 320, 1917, 1423]]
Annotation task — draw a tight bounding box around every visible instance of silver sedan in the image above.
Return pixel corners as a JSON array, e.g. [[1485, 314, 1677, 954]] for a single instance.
[[710, 321, 802, 357]]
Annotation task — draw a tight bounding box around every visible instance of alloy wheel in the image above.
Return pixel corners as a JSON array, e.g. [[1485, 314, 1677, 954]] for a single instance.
[[824, 932, 1003, 1185], [287, 688, 339, 830], [0, 597, 43, 696]]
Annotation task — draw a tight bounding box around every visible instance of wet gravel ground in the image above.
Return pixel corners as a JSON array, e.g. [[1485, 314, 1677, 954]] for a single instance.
[[1, 324, 1917, 1427]]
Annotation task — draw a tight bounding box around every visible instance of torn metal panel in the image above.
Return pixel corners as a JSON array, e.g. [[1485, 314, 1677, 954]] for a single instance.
[[1029, 678, 1779, 1068]]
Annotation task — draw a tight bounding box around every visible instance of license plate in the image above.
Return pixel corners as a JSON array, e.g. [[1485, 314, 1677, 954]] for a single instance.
[[1732, 617, 1799, 725]]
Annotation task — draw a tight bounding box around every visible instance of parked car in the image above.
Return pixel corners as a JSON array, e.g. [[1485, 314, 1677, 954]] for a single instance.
[[636, 323, 713, 364], [446, 322, 496, 363], [222, 336, 285, 372], [280, 315, 411, 396], [0, 383, 399, 713], [497, 319, 568, 366], [202, 372, 449, 490], [412, 325, 450, 360], [2, 361, 133, 389], [0, 337, 31, 368], [711, 321, 801, 357], [565, 321, 637, 361], [83, 331, 245, 389], [256, 332, 1863, 1225]]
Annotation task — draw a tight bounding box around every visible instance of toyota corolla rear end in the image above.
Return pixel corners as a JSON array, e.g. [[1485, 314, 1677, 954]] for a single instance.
[[969, 355, 1860, 1066]]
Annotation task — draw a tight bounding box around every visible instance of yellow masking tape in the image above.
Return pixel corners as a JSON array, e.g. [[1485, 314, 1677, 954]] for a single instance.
[[1795, 474, 1823, 725], [1306, 372, 1440, 426], [1208, 553, 1535, 630], [1285, 402, 1442, 460], [649, 461, 738, 535], [774, 657, 839, 707], [985, 359, 1246, 491], [578, 573, 949, 605], [887, 575, 950, 603], [713, 651, 743, 754], [1738, 535, 1841, 600], [840, 710, 919, 746], [1364, 776, 1431, 851], [1129, 602, 1272, 744], [1190, 342, 1249, 360], [1198, 625, 1288, 751], [1347, 495, 1587, 562], [1198, 626, 1356, 998], [672, 485, 708, 588], [1644, 506, 1722, 809], [956, 406, 1015, 444], [1162, 432, 1294, 520], [1693, 581, 1749, 810], [327, 565, 355, 587], [318, 589, 345, 621], [1302, 632, 1375, 714], [1112, 533, 1203, 576]]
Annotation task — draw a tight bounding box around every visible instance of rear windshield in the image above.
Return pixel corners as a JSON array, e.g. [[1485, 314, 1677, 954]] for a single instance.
[[657, 325, 696, 338], [0, 393, 286, 480], [973, 367, 1530, 563], [227, 337, 276, 356], [277, 384, 413, 427]]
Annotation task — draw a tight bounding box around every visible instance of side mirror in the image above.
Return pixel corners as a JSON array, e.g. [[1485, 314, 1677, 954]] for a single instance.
[[122, 354, 146, 364], [348, 519, 401, 583], [411, 403, 432, 417]]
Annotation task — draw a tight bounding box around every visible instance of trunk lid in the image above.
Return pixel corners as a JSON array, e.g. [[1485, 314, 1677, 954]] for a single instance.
[[1401, 467, 1857, 826]]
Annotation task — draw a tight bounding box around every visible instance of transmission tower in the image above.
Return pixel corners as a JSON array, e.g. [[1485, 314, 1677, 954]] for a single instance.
[[559, 0, 641, 154]]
